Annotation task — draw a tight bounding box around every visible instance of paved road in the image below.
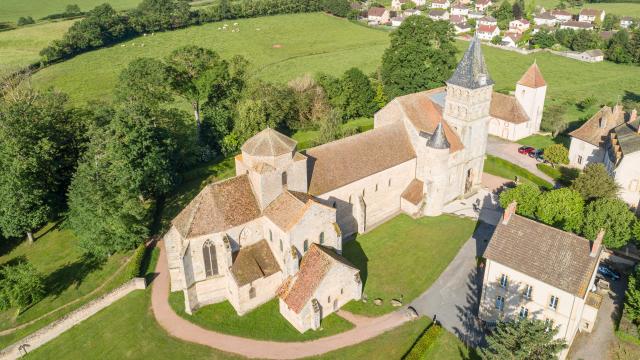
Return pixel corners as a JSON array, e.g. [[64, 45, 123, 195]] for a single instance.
[[487, 136, 555, 184]]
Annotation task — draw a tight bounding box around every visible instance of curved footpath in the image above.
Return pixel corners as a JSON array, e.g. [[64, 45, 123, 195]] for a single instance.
[[151, 240, 412, 359]]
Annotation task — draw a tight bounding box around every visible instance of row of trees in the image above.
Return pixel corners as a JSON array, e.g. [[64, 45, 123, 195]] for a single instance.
[[499, 164, 639, 249], [39, 0, 351, 64]]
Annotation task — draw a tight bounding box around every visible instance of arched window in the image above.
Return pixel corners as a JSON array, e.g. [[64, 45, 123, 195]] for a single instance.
[[269, 229, 273, 242], [319, 232, 325, 245], [303, 240, 309, 252], [249, 287, 256, 299], [282, 172, 288, 186], [203, 240, 218, 277], [279, 239, 283, 252]]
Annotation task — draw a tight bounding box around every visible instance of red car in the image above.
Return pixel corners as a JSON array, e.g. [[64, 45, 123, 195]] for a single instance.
[[518, 146, 535, 155]]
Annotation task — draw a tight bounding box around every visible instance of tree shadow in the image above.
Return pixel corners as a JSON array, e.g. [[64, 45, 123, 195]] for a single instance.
[[45, 254, 106, 297], [558, 167, 580, 186], [453, 267, 486, 349]]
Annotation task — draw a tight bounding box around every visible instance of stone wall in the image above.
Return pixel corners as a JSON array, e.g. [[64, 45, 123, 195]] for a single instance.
[[0, 278, 146, 359]]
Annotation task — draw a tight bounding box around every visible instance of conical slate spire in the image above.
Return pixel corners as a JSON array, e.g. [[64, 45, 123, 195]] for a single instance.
[[447, 34, 494, 89], [427, 122, 450, 149]]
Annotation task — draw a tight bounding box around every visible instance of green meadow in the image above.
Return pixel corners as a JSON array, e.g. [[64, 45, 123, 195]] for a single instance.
[[0, 0, 141, 23]]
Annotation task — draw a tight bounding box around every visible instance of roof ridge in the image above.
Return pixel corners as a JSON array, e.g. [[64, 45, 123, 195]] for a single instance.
[[511, 214, 591, 243]]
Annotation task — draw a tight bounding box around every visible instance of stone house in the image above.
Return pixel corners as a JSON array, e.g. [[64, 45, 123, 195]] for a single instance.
[[480, 204, 603, 360], [501, 31, 522, 48], [534, 12, 558, 26], [164, 36, 498, 333], [477, 15, 497, 27], [367, 7, 390, 24], [450, 14, 466, 25], [391, 16, 404, 27], [404, 8, 422, 17], [579, 8, 605, 23], [429, 9, 450, 20], [551, 9, 572, 23], [487, 63, 547, 141], [454, 22, 473, 34], [468, 10, 484, 19], [451, 3, 469, 16]]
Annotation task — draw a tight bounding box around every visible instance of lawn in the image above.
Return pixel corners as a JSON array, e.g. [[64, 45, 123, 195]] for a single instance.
[[0, 223, 131, 348], [0, 20, 75, 73], [292, 117, 374, 150], [341, 214, 477, 316], [168, 293, 354, 341], [0, 0, 142, 23], [31, 13, 389, 105], [517, 134, 569, 150], [530, 0, 640, 17], [484, 154, 553, 189]]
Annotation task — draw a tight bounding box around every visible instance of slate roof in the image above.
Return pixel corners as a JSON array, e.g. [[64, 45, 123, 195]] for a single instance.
[[447, 35, 494, 90], [429, 9, 448, 16], [264, 190, 325, 231], [306, 123, 416, 195], [278, 244, 358, 313], [241, 128, 297, 157], [563, 20, 594, 29], [535, 12, 556, 20], [172, 175, 261, 238], [490, 92, 529, 124], [230, 240, 281, 286], [401, 179, 424, 205], [611, 119, 640, 157], [518, 63, 546, 88], [570, 105, 627, 147], [483, 214, 600, 298], [427, 122, 451, 148]]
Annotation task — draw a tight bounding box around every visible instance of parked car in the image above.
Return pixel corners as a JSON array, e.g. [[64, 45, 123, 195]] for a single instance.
[[529, 149, 543, 158], [598, 264, 621, 281], [518, 146, 535, 155]]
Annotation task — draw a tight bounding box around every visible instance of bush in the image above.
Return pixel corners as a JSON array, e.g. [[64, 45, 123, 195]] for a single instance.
[[0, 261, 46, 311], [404, 323, 443, 359], [17, 16, 35, 26], [128, 244, 147, 279]]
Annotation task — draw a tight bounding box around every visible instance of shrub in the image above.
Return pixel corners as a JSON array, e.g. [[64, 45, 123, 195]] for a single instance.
[[404, 323, 443, 359], [17, 16, 35, 26], [0, 261, 46, 311], [128, 244, 147, 279]]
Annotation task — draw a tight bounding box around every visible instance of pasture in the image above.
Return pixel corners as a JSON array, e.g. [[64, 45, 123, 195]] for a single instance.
[[0, 0, 141, 23], [0, 20, 75, 73], [530, 0, 640, 17]]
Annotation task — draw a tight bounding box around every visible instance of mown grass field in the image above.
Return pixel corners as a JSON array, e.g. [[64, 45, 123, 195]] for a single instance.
[[531, 0, 640, 17], [0, 20, 75, 73], [0, 0, 141, 23]]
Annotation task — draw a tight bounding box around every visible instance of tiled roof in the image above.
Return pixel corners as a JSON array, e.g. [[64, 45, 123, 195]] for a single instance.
[[479, 15, 497, 22], [570, 105, 626, 147], [395, 89, 464, 152], [279, 244, 358, 313], [517, 63, 546, 88], [306, 123, 416, 195], [368, 7, 387, 16], [264, 190, 326, 231], [490, 92, 529, 124], [231, 240, 281, 286], [551, 9, 571, 16], [450, 15, 466, 23], [172, 175, 261, 238], [580, 8, 602, 16], [478, 24, 498, 33], [241, 128, 297, 157], [401, 179, 424, 205], [535, 12, 555, 20], [447, 35, 494, 90], [563, 20, 593, 29], [483, 214, 600, 298], [429, 9, 447, 16]]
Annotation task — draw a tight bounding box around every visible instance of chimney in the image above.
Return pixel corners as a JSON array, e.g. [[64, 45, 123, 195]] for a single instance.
[[502, 201, 517, 225], [591, 229, 605, 257]]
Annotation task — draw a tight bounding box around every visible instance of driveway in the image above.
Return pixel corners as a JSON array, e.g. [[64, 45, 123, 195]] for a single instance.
[[486, 136, 555, 184]]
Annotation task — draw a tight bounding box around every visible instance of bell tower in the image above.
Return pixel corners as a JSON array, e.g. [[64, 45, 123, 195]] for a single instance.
[[443, 34, 494, 195]]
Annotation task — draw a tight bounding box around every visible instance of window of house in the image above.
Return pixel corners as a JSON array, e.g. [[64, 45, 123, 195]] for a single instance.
[[203, 240, 219, 277], [279, 239, 283, 252], [303, 240, 309, 252], [341, 288, 344, 295], [375, 184, 378, 192], [282, 172, 288, 186], [523, 284, 533, 300], [499, 274, 508, 288], [269, 230, 273, 242], [362, 189, 365, 197], [519, 306, 529, 319], [328, 296, 331, 304], [495, 295, 505, 311], [388, 178, 392, 187], [319, 232, 325, 245], [249, 287, 256, 299], [577, 155, 583, 165], [549, 295, 559, 310]]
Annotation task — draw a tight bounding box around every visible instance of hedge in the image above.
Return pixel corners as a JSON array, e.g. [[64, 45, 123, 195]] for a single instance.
[[404, 323, 443, 360], [128, 244, 147, 279]]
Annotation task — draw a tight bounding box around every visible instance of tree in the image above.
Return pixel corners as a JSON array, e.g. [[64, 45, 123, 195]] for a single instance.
[[115, 57, 173, 107], [571, 163, 619, 201], [17, 16, 35, 26], [0, 261, 45, 312], [625, 267, 640, 325], [602, 13, 620, 31], [544, 144, 569, 166], [287, 74, 330, 130], [582, 198, 635, 249], [512, 1, 523, 20], [634, 220, 640, 244], [65, 4, 82, 15], [536, 188, 584, 232], [321, 0, 351, 17], [373, 81, 387, 110], [337, 68, 377, 119], [499, 183, 541, 218], [129, 0, 191, 33], [381, 16, 457, 98], [315, 109, 347, 145], [606, 30, 633, 64], [570, 30, 601, 52], [166, 46, 229, 137], [0, 87, 83, 243], [541, 105, 566, 137], [491, 35, 503, 45], [492, 0, 514, 29], [481, 319, 567, 360], [531, 29, 556, 49]]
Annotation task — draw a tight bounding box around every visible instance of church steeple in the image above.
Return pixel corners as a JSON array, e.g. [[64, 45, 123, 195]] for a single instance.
[[447, 35, 494, 90], [427, 122, 450, 149]]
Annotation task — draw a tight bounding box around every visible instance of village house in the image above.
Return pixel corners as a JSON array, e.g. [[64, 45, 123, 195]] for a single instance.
[[477, 15, 498, 27], [165, 36, 500, 333], [451, 3, 469, 16], [391, 16, 404, 27], [480, 203, 603, 360], [391, 0, 408, 11], [559, 48, 604, 62], [450, 14, 466, 25], [429, 9, 450, 20], [487, 62, 548, 141], [509, 18, 530, 33], [431, 0, 451, 9], [454, 22, 473, 33], [532, 24, 556, 34], [404, 8, 422, 17], [560, 20, 594, 31], [569, 105, 640, 209], [476, 24, 500, 40], [579, 8, 605, 23], [621, 16, 634, 28], [475, 0, 492, 12], [413, 0, 428, 5], [551, 9, 572, 22], [468, 10, 485, 19], [367, 7, 390, 25], [501, 31, 522, 47], [534, 12, 558, 26]]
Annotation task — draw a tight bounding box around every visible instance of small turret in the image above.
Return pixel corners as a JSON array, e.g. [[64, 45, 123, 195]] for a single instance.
[[427, 122, 451, 149]]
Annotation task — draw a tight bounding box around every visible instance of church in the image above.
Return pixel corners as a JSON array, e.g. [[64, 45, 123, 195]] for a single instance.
[[163, 37, 544, 333]]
